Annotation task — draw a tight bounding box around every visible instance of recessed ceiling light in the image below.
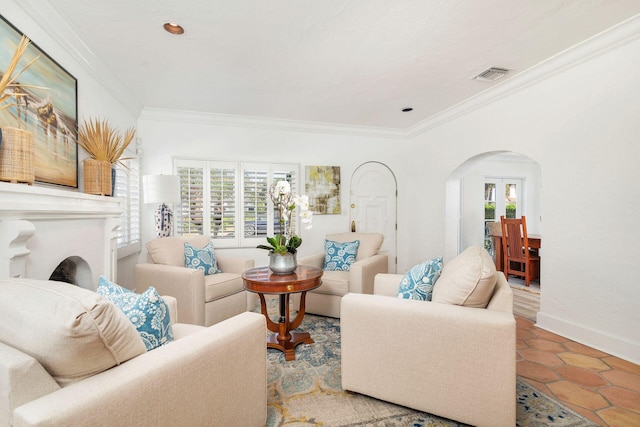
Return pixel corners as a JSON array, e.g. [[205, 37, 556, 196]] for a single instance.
[[163, 22, 185, 35], [402, 108, 413, 112]]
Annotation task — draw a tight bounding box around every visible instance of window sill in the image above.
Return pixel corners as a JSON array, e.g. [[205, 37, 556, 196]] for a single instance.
[[117, 242, 141, 260]]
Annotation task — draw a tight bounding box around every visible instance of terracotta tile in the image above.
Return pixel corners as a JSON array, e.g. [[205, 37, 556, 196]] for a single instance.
[[602, 370, 640, 393], [603, 356, 640, 376], [599, 386, 640, 413], [517, 328, 536, 341], [563, 402, 607, 426], [516, 316, 534, 328], [532, 327, 570, 343], [564, 341, 611, 359], [555, 365, 610, 388], [517, 360, 559, 383], [559, 352, 612, 371], [519, 348, 565, 367], [525, 338, 568, 353], [521, 378, 554, 397], [547, 381, 609, 410], [516, 338, 528, 349], [597, 407, 640, 427]]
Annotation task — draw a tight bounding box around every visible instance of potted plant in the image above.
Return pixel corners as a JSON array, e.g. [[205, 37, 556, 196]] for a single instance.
[[0, 35, 40, 185], [257, 180, 313, 274], [77, 118, 135, 196]]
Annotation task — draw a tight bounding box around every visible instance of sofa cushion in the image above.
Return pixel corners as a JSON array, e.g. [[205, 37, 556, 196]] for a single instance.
[[0, 278, 146, 387], [312, 270, 350, 296], [323, 239, 360, 271], [147, 235, 210, 266], [397, 257, 443, 301], [432, 246, 497, 308], [97, 276, 174, 351], [204, 273, 244, 302], [326, 232, 383, 261], [185, 241, 221, 275]]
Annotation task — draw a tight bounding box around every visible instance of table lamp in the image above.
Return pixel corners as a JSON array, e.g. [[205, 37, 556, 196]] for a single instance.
[[143, 175, 181, 238]]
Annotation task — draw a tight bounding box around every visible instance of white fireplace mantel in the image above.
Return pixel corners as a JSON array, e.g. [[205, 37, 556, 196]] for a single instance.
[[0, 182, 122, 287], [0, 182, 122, 220]]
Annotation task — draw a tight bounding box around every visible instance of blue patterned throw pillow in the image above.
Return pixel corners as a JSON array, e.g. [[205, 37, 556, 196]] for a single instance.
[[184, 241, 221, 275], [97, 276, 174, 351], [323, 239, 360, 271], [397, 257, 443, 301]]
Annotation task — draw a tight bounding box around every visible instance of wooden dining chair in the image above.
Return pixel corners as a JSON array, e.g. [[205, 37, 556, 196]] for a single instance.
[[500, 215, 540, 286]]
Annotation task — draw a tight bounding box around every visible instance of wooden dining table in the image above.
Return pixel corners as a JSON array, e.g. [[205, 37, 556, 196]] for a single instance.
[[490, 234, 541, 274]]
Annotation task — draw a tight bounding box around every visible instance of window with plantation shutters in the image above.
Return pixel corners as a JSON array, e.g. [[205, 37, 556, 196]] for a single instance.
[[176, 162, 205, 236], [174, 159, 299, 248], [113, 157, 141, 256], [209, 164, 236, 239]]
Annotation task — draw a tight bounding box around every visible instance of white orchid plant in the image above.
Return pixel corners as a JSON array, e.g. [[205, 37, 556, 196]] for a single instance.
[[257, 180, 313, 255]]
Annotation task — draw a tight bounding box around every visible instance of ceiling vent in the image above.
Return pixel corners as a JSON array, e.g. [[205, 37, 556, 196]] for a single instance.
[[473, 67, 510, 82]]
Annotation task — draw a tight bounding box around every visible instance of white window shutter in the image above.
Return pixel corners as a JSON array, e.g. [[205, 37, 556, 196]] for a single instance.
[[176, 164, 205, 236]]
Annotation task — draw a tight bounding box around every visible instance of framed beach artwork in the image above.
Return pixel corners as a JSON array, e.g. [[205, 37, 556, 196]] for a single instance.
[[305, 166, 341, 214], [0, 15, 78, 187]]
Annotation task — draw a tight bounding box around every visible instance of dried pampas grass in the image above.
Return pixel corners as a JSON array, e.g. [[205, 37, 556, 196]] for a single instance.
[[0, 35, 42, 111], [77, 118, 136, 168]]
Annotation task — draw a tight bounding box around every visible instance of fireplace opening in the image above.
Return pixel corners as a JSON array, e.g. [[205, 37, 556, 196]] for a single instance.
[[49, 256, 94, 290]]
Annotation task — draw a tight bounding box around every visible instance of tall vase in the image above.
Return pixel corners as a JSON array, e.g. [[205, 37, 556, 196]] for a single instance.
[[269, 252, 297, 275]]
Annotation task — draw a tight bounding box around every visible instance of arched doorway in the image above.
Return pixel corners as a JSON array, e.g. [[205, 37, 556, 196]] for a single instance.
[[445, 151, 542, 319], [350, 162, 398, 273]]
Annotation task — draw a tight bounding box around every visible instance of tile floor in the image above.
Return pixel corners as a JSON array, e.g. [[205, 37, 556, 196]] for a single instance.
[[516, 316, 640, 426]]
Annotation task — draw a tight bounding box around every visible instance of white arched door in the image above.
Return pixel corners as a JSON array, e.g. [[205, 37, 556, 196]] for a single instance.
[[350, 162, 397, 273]]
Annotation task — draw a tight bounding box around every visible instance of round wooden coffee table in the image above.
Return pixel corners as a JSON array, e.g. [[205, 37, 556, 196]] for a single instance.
[[242, 265, 323, 361]]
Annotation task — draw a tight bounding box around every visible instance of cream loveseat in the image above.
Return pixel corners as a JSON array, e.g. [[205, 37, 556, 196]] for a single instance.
[[341, 246, 516, 427], [136, 235, 254, 326], [295, 232, 388, 318], [0, 278, 266, 427]]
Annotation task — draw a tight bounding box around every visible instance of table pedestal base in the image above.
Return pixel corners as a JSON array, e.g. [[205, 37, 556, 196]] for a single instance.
[[242, 266, 323, 362], [267, 331, 314, 361], [259, 292, 313, 361]]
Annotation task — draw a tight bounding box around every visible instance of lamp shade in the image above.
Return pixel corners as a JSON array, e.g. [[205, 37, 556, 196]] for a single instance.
[[143, 175, 181, 204]]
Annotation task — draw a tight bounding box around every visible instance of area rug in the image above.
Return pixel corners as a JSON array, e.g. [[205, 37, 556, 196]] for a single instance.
[[266, 313, 597, 427]]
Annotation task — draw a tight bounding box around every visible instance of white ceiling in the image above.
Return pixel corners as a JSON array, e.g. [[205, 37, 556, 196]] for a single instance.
[[40, 0, 640, 129]]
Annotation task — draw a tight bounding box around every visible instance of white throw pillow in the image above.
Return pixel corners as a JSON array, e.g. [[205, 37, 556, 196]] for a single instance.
[[431, 246, 497, 308], [0, 278, 146, 387]]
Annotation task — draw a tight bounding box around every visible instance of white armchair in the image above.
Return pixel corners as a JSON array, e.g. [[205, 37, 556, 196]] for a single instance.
[[294, 232, 388, 318], [136, 235, 254, 326], [340, 246, 516, 427]]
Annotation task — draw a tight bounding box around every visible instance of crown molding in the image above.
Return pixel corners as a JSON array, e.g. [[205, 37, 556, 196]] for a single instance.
[[139, 108, 410, 139], [14, 0, 144, 119], [405, 13, 640, 138]]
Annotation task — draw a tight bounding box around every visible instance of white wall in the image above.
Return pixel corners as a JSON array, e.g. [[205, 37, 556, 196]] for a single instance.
[[405, 28, 640, 364], [136, 111, 413, 266]]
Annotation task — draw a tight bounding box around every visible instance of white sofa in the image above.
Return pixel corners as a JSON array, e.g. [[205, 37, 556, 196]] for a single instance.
[[136, 235, 254, 326], [295, 232, 388, 318], [341, 246, 516, 427], [0, 278, 267, 427]]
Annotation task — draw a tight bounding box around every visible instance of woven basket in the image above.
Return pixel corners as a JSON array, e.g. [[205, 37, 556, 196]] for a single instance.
[[0, 127, 35, 185], [84, 158, 112, 196]]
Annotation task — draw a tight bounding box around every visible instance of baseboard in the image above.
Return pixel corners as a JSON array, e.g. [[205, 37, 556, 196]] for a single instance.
[[537, 311, 640, 365]]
